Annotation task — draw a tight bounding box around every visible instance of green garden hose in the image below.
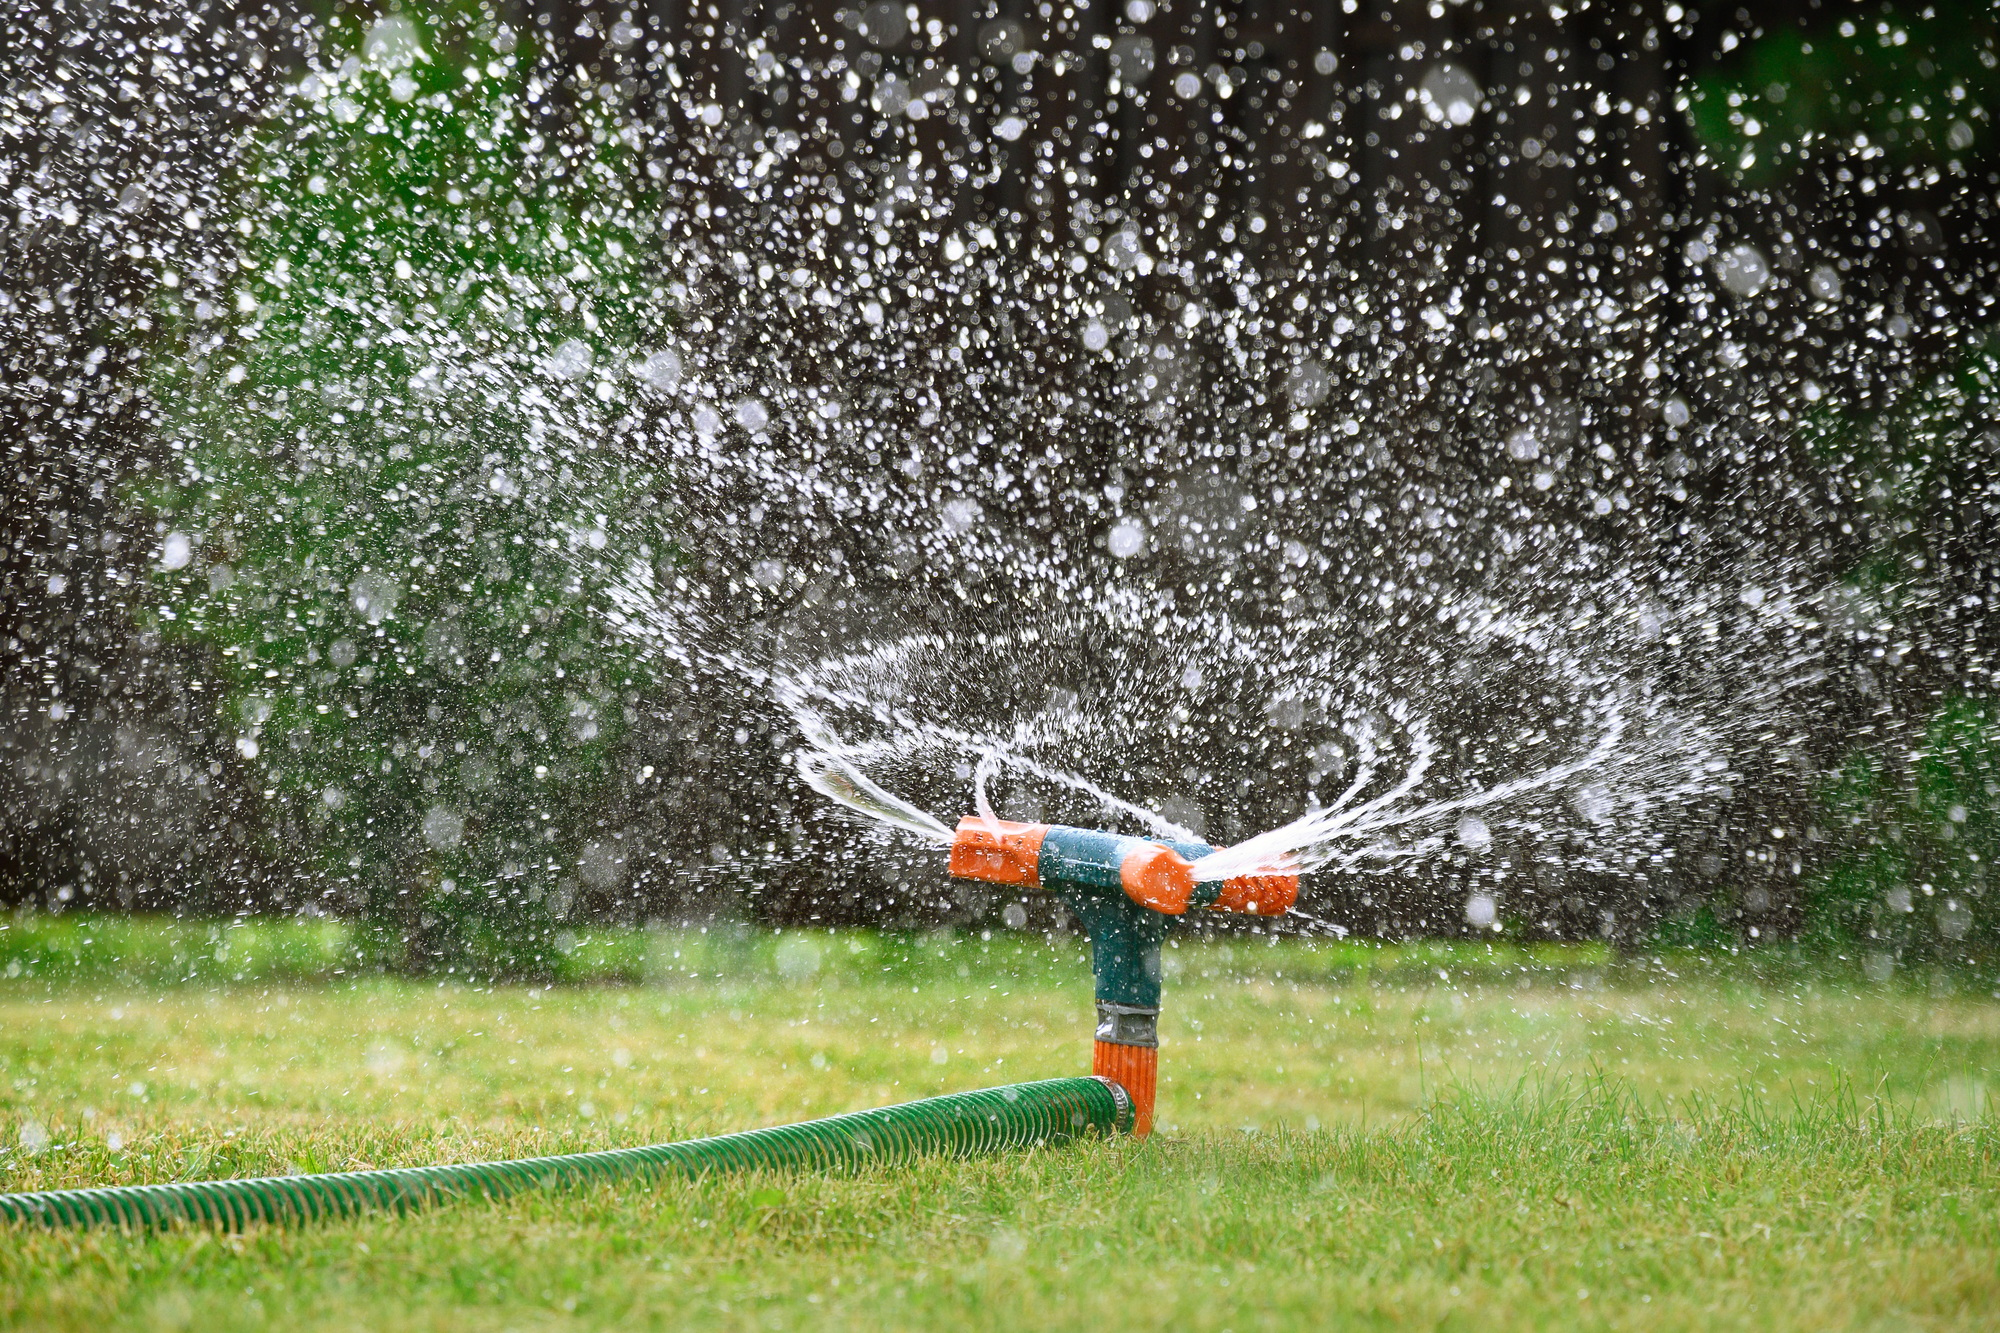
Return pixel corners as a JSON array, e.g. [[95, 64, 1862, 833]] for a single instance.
[[0, 1075, 1131, 1231]]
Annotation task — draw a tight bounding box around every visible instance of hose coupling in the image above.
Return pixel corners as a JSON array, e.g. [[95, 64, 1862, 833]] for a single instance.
[[1094, 1001, 1159, 1048]]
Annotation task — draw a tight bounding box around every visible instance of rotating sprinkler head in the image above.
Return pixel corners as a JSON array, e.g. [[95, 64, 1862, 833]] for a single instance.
[[947, 818, 1298, 1136]]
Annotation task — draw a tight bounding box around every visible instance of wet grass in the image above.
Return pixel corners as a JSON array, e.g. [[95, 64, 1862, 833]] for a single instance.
[[3, 921, 1998, 1330], [0, 911, 1623, 989]]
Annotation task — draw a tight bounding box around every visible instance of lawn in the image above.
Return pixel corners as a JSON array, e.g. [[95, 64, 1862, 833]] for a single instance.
[[2, 915, 1998, 1330]]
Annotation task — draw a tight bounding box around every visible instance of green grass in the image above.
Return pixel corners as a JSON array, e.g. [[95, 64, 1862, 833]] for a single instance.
[[3, 916, 1999, 1330], [0, 911, 1624, 989]]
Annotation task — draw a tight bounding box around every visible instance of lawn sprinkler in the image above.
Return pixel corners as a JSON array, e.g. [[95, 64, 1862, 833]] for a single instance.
[[948, 818, 1298, 1136]]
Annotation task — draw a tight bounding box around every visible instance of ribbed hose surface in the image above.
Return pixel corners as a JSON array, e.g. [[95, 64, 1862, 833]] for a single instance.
[[0, 1076, 1131, 1231]]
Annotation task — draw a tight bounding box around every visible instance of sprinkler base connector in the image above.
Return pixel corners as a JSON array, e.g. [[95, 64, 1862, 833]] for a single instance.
[[1093, 1004, 1159, 1137], [1093, 1041, 1158, 1137], [1094, 1001, 1158, 1047]]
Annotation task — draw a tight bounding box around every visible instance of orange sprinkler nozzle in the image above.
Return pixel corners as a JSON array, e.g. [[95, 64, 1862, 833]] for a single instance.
[[1209, 867, 1300, 916], [946, 818, 1049, 889], [1117, 841, 1197, 914]]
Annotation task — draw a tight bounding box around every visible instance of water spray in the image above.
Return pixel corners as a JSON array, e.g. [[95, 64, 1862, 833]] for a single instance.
[[947, 817, 1298, 1136]]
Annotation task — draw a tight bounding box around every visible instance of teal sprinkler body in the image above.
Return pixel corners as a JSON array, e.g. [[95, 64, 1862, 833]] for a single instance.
[[947, 818, 1298, 1135]]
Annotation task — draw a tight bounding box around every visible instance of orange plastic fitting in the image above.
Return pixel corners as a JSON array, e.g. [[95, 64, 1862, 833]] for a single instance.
[[1092, 1040, 1158, 1137], [946, 818, 1048, 889], [1117, 841, 1197, 914], [1210, 868, 1299, 916]]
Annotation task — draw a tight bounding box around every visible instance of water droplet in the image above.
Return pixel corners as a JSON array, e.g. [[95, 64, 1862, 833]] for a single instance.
[[348, 573, 401, 623], [363, 14, 425, 70], [942, 497, 984, 534], [1714, 244, 1770, 297], [1419, 64, 1480, 126], [871, 74, 912, 117], [856, 1, 908, 48], [979, 19, 1026, 62], [1266, 693, 1306, 731], [1109, 36, 1156, 84], [1939, 900, 1971, 940], [1102, 229, 1144, 271], [1107, 519, 1147, 558], [545, 339, 594, 379], [1286, 360, 1330, 407], [423, 806, 465, 850]]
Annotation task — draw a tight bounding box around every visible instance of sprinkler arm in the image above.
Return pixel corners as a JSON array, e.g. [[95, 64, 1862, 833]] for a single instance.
[[947, 817, 1298, 1136]]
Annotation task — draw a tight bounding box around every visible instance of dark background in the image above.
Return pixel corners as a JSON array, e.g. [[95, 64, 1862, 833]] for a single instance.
[[3, 1, 1996, 953]]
